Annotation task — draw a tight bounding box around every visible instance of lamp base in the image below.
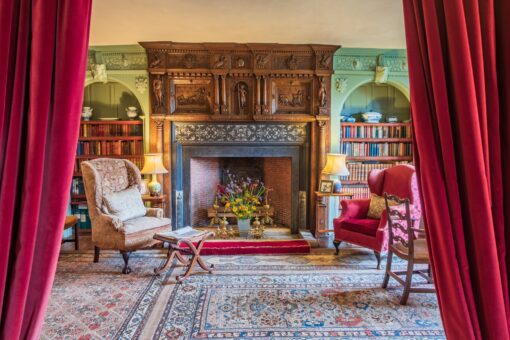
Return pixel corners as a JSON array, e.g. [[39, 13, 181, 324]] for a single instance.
[[332, 179, 342, 193], [148, 176, 161, 197]]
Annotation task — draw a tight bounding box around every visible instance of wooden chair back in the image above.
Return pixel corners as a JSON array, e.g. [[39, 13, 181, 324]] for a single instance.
[[384, 193, 415, 255]]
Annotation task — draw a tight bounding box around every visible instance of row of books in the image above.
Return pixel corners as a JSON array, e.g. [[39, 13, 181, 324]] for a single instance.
[[341, 125, 411, 139], [342, 162, 410, 182], [73, 156, 144, 174], [340, 185, 370, 200], [80, 124, 143, 137], [71, 178, 85, 195], [76, 140, 143, 156], [341, 142, 413, 157], [71, 205, 91, 229]]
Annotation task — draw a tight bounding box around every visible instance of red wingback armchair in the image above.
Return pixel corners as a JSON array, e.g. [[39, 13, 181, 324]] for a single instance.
[[333, 164, 421, 269]]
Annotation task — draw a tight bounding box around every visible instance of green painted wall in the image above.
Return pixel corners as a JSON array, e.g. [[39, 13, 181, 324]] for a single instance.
[[330, 48, 410, 153], [84, 45, 150, 151]]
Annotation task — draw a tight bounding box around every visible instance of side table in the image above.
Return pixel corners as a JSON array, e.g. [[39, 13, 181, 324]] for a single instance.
[[314, 191, 354, 236], [142, 194, 166, 210]]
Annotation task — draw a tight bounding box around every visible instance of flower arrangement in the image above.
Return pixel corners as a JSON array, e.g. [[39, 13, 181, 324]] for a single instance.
[[216, 172, 267, 220]]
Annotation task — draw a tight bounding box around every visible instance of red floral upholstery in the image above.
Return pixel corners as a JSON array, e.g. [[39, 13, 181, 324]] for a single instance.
[[333, 164, 421, 267]]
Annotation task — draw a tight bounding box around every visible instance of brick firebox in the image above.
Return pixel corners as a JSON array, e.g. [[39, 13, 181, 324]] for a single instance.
[[190, 157, 292, 227]]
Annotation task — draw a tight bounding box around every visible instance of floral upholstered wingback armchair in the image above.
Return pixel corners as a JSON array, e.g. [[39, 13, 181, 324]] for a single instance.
[[332, 164, 421, 269], [81, 158, 171, 274]]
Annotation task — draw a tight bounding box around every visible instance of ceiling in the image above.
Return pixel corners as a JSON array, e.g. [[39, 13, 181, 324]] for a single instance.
[[89, 0, 406, 48]]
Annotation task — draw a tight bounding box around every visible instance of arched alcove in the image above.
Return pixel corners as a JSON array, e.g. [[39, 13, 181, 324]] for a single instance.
[[83, 81, 143, 120], [341, 82, 410, 122]]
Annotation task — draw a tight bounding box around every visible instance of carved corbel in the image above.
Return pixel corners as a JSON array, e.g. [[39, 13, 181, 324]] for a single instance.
[[153, 117, 165, 153]]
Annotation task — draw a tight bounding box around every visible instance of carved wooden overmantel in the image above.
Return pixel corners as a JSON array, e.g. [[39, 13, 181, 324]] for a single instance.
[[140, 42, 339, 233]]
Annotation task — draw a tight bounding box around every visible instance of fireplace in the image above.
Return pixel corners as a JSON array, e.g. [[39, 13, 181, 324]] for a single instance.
[[189, 157, 292, 227], [141, 42, 338, 235], [171, 122, 309, 233]]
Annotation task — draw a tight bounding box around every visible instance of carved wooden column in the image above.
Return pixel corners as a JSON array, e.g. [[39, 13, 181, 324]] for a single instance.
[[261, 75, 269, 114], [220, 75, 228, 114], [213, 75, 220, 115], [317, 120, 327, 177], [255, 76, 261, 114]]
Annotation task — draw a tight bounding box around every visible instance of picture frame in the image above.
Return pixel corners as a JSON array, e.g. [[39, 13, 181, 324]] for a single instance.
[[319, 179, 334, 193]]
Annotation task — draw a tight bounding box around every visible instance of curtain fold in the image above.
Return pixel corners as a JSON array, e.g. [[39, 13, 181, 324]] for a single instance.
[[0, 0, 92, 338], [403, 0, 510, 338]]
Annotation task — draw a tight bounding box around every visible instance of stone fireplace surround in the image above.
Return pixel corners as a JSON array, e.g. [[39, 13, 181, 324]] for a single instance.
[[171, 122, 309, 233]]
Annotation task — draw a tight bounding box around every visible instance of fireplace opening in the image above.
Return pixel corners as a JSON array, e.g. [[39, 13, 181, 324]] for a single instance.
[[190, 157, 292, 227]]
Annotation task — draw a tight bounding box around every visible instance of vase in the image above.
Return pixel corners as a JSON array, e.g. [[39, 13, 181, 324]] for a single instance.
[[237, 218, 251, 233], [126, 106, 138, 120], [81, 106, 93, 121]]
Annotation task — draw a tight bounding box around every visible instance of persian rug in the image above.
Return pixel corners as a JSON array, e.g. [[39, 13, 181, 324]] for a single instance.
[[42, 248, 444, 339], [179, 239, 311, 255]]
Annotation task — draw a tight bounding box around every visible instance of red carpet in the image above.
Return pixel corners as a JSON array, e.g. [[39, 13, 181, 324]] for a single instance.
[[180, 239, 311, 255]]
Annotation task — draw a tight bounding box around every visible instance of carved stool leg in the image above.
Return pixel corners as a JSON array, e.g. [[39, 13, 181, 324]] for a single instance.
[[154, 249, 177, 275], [94, 246, 100, 263], [120, 251, 132, 274], [175, 236, 213, 283], [175, 251, 190, 265]]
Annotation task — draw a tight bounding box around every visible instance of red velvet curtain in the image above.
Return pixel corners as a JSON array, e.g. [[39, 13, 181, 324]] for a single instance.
[[403, 0, 510, 338], [0, 0, 92, 338]]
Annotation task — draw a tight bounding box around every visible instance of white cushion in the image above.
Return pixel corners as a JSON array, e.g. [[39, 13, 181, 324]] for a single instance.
[[102, 186, 146, 222], [121, 216, 171, 234]]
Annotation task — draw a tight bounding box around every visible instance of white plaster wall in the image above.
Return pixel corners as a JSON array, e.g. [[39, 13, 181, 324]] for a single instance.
[[90, 0, 405, 48]]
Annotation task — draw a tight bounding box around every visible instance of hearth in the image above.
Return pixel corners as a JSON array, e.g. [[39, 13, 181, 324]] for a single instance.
[[189, 157, 292, 227], [171, 122, 309, 233]]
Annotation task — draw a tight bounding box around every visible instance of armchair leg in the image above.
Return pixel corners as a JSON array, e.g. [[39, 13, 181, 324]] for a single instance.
[[120, 251, 132, 274], [333, 240, 341, 255], [374, 251, 381, 270], [94, 246, 100, 263]]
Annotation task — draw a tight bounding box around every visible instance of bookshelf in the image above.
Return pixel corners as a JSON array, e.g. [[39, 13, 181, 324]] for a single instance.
[[70, 120, 145, 231], [340, 122, 413, 199]]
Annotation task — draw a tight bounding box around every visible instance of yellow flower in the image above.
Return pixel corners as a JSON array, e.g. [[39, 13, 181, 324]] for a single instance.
[[232, 207, 238, 213], [225, 202, 231, 208]]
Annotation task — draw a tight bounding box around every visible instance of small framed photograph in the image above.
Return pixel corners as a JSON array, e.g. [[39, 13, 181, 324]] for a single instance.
[[319, 179, 334, 193]]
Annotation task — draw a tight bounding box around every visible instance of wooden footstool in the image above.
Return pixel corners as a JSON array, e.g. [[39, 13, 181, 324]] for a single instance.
[[62, 215, 79, 250], [153, 227, 214, 283]]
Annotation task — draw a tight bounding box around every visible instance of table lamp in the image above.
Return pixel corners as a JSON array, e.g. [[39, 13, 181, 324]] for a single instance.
[[141, 153, 168, 196], [322, 153, 350, 193]]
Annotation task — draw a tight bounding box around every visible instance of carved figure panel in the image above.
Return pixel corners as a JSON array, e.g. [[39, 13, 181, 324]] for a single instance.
[[271, 79, 312, 114], [256, 54, 270, 69], [232, 55, 251, 69], [148, 52, 164, 68], [170, 79, 214, 114], [212, 55, 229, 69], [318, 77, 327, 108], [151, 74, 166, 114], [228, 78, 254, 115], [272, 54, 313, 70], [318, 53, 332, 69]]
